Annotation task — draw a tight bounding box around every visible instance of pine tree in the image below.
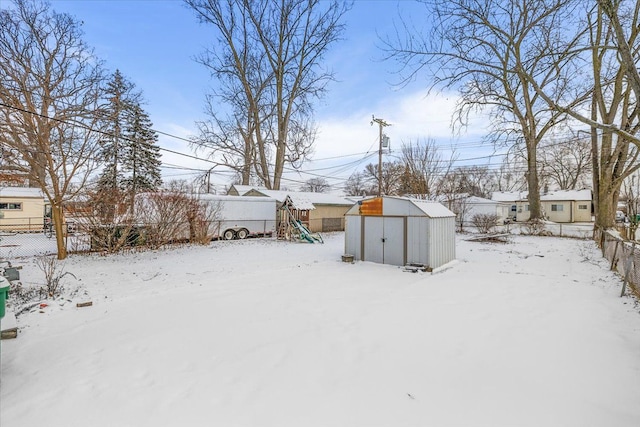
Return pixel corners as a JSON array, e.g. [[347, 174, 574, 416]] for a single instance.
[[122, 104, 163, 208], [98, 70, 139, 190]]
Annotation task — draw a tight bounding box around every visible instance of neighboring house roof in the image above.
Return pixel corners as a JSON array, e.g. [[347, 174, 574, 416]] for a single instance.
[[228, 185, 267, 196], [0, 187, 44, 198], [491, 189, 592, 203], [491, 191, 527, 202], [540, 189, 592, 201], [246, 188, 353, 206], [466, 196, 504, 205]]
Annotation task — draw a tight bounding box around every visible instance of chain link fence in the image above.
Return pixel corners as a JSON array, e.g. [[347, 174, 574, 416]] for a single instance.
[[0, 222, 81, 258], [595, 228, 640, 297], [0, 216, 348, 259]]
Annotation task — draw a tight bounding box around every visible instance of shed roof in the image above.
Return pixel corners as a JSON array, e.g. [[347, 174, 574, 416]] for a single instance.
[[411, 199, 457, 218], [345, 196, 455, 218], [0, 187, 44, 198]]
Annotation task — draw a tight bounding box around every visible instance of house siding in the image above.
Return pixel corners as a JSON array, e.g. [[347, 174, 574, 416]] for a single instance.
[[0, 195, 45, 231]]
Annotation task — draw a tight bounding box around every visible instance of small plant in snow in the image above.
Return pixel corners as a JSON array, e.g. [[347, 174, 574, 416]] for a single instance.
[[35, 255, 76, 298], [522, 218, 548, 235], [471, 213, 500, 234]]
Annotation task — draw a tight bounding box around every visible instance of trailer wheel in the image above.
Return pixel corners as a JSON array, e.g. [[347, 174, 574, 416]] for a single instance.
[[236, 228, 248, 239], [223, 229, 236, 240]]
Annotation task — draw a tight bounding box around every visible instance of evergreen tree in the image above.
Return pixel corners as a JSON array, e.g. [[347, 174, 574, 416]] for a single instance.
[[122, 104, 163, 205], [98, 69, 139, 192]]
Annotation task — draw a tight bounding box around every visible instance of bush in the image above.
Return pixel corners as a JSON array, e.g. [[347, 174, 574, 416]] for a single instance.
[[522, 218, 548, 235], [471, 213, 500, 233], [35, 255, 76, 298]]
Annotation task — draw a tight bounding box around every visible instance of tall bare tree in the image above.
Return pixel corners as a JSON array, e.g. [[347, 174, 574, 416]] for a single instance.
[[539, 136, 592, 190], [343, 171, 374, 196], [382, 0, 585, 220], [186, 0, 349, 190], [363, 161, 404, 196], [301, 177, 330, 193], [399, 138, 451, 199], [519, 1, 640, 229], [0, 0, 105, 259]]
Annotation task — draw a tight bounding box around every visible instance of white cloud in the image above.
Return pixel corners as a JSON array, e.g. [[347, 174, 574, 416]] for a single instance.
[[314, 89, 491, 160]]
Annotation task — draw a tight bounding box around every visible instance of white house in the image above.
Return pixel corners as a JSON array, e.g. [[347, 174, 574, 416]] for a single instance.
[[491, 190, 592, 223], [460, 196, 512, 225], [0, 187, 46, 231]]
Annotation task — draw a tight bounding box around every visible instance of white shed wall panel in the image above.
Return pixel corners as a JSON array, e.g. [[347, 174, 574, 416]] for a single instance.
[[345, 216, 362, 260], [406, 217, 429, 265], [427, 217, 456, 268]]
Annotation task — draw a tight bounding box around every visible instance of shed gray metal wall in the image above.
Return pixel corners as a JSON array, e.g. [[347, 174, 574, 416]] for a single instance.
[[344, 197, 456, 269], [427, 217, 456, 268], [344, 216, 362, 260], [346, 215, 455, 268]]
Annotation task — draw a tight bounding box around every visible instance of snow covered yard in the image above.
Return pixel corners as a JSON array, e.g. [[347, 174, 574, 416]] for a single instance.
[[1, 232, 639, 427]]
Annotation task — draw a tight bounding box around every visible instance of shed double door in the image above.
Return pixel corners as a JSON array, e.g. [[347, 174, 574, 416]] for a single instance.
[[363, 216, 405, 266]]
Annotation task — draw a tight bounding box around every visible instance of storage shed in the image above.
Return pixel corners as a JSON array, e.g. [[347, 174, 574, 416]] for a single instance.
[[345, 196, 456, 268]]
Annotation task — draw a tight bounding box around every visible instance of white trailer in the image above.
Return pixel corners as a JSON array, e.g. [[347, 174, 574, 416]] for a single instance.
[[199, 195, 277, 240]]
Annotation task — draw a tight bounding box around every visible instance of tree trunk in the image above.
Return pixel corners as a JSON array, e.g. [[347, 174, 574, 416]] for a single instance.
[[526, 140, 541, 220], [52, 203, 67, 260]]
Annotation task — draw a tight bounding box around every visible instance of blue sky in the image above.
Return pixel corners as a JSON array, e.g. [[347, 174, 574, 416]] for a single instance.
[[48, 0, 494, 192]]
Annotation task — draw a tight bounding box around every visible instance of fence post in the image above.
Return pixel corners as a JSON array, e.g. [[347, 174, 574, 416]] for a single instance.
[[611, 240, 620, 271], [621, 241, 636, 297]]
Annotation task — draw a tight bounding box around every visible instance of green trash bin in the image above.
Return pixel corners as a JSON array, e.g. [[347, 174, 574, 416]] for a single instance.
[[0, 276, 9, 319]]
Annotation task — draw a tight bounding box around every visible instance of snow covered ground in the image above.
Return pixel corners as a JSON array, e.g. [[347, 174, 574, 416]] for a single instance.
[[1, 232, 639, 427]]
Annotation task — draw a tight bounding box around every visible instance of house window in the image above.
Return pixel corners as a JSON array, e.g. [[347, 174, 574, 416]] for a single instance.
[[551, 204, 564, 212], [525, 205, 530, 211], [0, 202, 22, 210], [511, 205, 517, 212], [578, 204, 588, 210]]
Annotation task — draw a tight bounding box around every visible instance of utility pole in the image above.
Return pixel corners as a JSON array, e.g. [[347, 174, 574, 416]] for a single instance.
[[371, 115, 391, 196]]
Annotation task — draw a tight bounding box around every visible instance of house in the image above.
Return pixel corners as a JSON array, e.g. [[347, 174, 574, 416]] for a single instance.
[[459, 196, 512, 225], [491, 189, 592, 223], [229, 186, 353, 232], [436, 194, 512, 226], [0, 187, 46, 231], [344, 196, 456, 268]]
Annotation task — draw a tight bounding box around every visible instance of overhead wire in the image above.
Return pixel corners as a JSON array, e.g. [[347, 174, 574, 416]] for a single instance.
[[2, 101, 602, 189]]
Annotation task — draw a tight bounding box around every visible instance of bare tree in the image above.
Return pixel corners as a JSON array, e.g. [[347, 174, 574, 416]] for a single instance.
[[539, 136, 592, 190], [516, 2, 640, 229], [382, 0, 585, 220], [492, 151, 528, 192], [186, 0, 350, 189], [453, 165, 497, 198], [622, 174, 640, 239], [0, 0, 105, 259], [344, 171, 374, 196], [398, 138, 451, 199], [301, 177, 330, 193], [363, 161, 404, 196]]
